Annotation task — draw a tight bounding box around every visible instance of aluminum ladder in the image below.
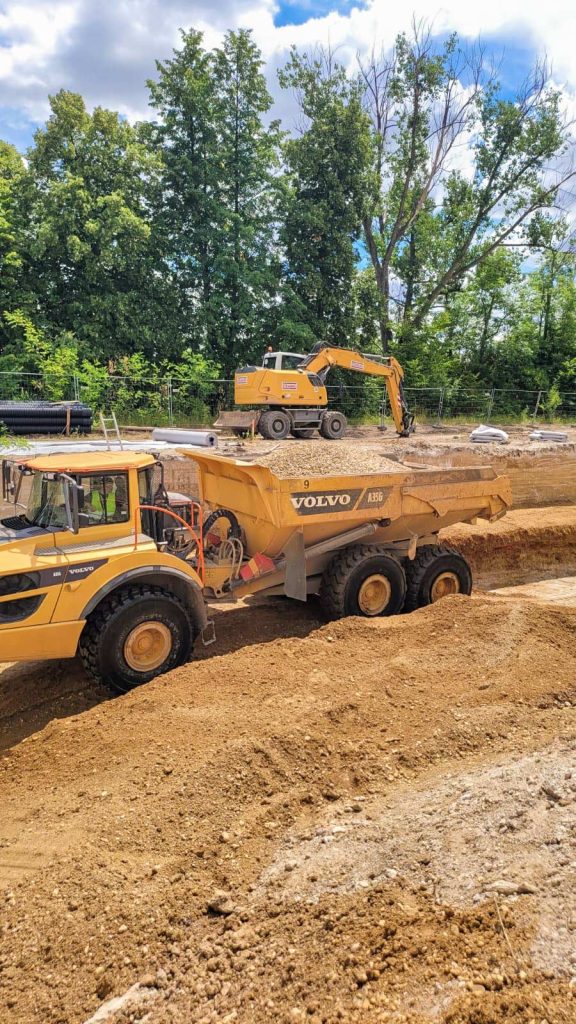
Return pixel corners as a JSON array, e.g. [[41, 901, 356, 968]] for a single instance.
[[99, 411, 123, 450]]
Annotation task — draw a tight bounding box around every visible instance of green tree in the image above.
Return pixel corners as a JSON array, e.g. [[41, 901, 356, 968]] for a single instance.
[[443, 249, 523, 381], [24, 91, 171, 361], [278, 48, 375, 346], [148, 29, 282, 376], [358, 26, 575, 349], [284, 27, 575, 358], [0, 142, 26, 350]]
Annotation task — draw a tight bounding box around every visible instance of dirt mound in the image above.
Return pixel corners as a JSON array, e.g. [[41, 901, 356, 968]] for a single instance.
[[1, 596, 576, 1023], [237, 440, 407, 477]]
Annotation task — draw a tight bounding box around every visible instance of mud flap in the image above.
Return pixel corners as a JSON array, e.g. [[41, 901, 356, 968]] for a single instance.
[[201, 620, 217, 646], [283, 529, 306, 602]]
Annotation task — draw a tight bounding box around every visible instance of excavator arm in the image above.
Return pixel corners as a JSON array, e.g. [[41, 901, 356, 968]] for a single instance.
[[301, 344, 414, 437]]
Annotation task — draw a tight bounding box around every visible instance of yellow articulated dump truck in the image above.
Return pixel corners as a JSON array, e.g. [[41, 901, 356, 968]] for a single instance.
[[0, 450, 511, 692]]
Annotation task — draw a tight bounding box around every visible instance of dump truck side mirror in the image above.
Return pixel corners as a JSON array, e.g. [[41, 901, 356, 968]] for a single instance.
[[1, 460, 13, 501], [60, 474, 84, 535]]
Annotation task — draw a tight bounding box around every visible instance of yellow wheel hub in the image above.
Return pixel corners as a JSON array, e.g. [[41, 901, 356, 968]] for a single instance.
[[124, 621, 172, 672], [358, 574, 392, 616], [430, 571, 461, 602]]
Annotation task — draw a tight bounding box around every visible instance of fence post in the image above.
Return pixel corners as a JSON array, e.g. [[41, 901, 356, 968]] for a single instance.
[[73, 374, 80, 402], [167, 377, 173, 425], [437, 387, 445, 424], [532, 389, 542, 423], [486, 389, 495, 423]]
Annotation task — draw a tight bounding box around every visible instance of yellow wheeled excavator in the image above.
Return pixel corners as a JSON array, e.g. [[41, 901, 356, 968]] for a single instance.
[[214, 342, 414, 440]]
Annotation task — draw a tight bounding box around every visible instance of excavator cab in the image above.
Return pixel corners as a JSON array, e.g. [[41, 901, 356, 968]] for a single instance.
[[261, 351, 306, 371]]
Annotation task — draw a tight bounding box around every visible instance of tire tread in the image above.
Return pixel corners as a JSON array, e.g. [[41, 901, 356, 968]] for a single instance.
[[320, 544, 404, 619], [404, 544, 471, 611], [79, 584, 188, 686]]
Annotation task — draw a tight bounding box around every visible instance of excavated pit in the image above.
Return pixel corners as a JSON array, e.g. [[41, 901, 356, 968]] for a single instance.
[[443, 506, 576, 589], [3, 437, 576, 1023]]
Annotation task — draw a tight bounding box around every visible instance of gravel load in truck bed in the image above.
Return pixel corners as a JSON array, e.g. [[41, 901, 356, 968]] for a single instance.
[[241, 440, 408, 477]]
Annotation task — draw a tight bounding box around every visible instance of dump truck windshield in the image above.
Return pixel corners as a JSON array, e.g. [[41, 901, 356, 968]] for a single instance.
[[26, 472, 68, 529]]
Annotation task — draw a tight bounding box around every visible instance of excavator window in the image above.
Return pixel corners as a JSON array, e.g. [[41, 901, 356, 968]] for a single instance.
[[262, 352, 305, 371]]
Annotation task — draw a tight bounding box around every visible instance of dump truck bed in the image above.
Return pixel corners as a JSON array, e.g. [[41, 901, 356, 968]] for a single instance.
[[185, 450, 512, 601]]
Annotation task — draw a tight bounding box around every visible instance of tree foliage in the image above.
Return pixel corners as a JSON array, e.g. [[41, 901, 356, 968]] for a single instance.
[[148, 29, 283, 376], [0, 23, 575, 419]]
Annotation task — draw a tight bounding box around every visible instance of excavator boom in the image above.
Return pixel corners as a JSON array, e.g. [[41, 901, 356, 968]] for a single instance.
[[300, 344, 413, 436]]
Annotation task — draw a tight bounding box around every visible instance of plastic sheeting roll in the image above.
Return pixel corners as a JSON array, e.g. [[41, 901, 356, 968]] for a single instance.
[[151, 428, 218, 447]]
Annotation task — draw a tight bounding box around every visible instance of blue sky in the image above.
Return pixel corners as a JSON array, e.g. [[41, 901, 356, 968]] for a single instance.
[[274, 0, 364, 28], [0, 0, 574, 152]]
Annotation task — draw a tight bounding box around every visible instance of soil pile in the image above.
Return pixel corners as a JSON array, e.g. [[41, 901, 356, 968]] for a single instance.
[[1, 595, 575, 1023], [238, 440, 407, 477]]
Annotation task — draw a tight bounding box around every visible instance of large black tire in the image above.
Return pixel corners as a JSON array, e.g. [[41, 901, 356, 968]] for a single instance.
[[320, 545, 406, 620], [258, 409, 292, 440], [404, 545, 472, 611], [319, 410, 347, 439], [79, 585, 193, 692]]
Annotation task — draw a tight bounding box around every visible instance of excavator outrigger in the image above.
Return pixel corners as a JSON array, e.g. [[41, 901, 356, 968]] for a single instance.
[[214, 342, 415, 440]]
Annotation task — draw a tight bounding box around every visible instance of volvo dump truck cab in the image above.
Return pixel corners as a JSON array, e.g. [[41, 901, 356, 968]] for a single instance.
[[0, 452, 211, 691], [215, 342, 414, 440], [0, 449, 511, 693]]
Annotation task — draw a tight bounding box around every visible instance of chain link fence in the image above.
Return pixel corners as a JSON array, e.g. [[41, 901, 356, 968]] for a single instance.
[[0, 372, 574, 428]]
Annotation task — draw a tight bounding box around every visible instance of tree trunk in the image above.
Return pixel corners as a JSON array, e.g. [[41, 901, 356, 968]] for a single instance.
[[363, 217, 391, 353]]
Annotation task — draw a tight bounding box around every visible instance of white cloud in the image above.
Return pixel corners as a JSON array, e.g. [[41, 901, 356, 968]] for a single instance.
[[0, 0, 575, 134]]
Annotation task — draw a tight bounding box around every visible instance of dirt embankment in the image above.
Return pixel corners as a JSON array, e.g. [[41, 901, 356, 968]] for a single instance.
[[1, 596, 576, 1024], [443, 506, 576, 589]]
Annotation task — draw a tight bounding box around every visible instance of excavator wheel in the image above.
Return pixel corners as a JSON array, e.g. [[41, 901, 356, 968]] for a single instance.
[[404, 545, 472, 611], [259, 410, 291, 440], [319, 410, 347, 440], [291, 427, 316, 439], [80, 585, 194, 692], [320, 544, 406, 620]]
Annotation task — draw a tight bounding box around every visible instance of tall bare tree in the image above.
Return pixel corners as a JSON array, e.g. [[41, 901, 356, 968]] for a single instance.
[[281, 24, 576, 353]]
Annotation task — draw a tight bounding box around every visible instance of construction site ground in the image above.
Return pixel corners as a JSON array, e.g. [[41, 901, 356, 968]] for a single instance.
[[2, 430, 576, 1023]]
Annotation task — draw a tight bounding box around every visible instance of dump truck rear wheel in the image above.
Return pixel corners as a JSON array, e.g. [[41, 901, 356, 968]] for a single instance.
[[319, 411, 347, 439], [404, 545, 472, 611], [259, 410, 291, 440], [80, 585, 193, 692], [320, 545, 406, 619]]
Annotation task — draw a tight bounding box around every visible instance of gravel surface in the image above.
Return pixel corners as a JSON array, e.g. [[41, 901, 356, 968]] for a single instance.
[[241, 440, 408, 477]]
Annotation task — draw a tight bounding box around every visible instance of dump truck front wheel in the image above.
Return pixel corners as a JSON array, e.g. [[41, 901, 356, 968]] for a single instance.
[[259, 410, 291, 440], [80, 585, 194, 692], [320, 545, 406, 619], [404, 545, 472, 611], [320, 411, 347, 439]]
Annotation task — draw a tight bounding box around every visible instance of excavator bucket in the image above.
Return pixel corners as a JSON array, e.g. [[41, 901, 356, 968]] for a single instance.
[[213, 410, 258, 435]]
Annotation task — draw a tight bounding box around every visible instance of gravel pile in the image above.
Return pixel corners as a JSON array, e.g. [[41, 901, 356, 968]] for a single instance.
[[246, 441, 407, 478]]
